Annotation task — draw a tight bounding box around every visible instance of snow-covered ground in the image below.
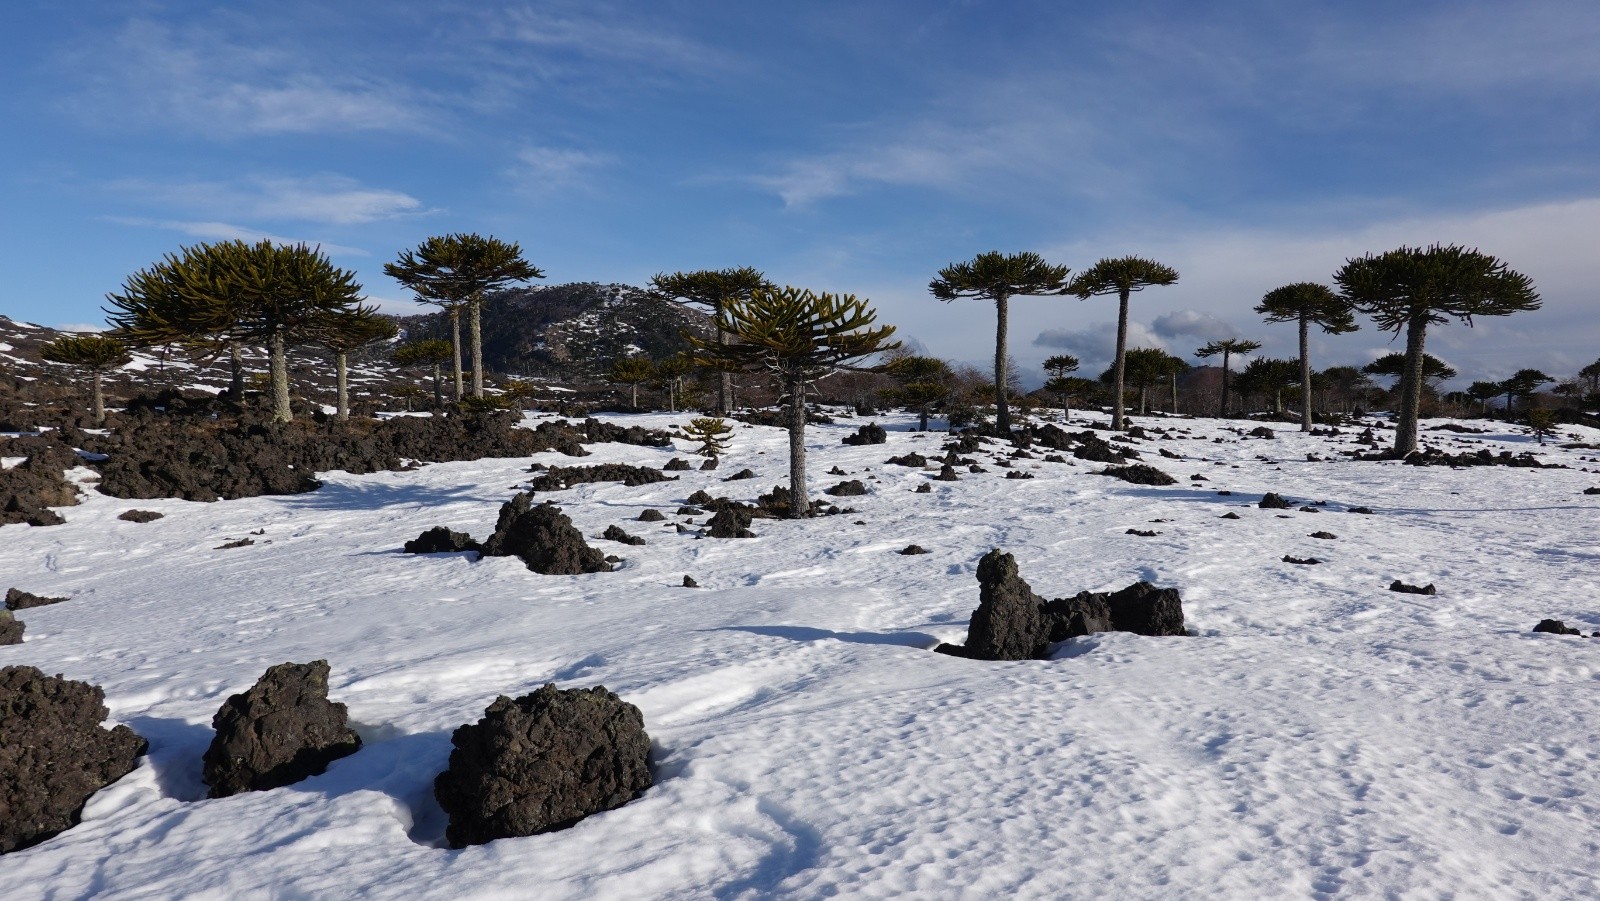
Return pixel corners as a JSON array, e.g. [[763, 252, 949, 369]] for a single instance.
[[3, 411, 1600, 899]]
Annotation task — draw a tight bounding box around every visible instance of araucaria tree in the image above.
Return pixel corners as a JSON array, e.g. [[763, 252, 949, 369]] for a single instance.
[[885, 355, 954, 431], [1500, 368, 1553, 415], [391, 339, 454, 408], [1066, 257, 1179, 430], [1042, 354, 1080, 419], [317, 305, 398, 420], [652, 267, 772, 414], [38, 335, 131, 424], [690, 287, 899, 518], [930, 251, 1070, 434], [1194, 338, 1262, 417], [385, 234, 543, 399], [1255, 283, 1357, 431], [610, 356, 656, 409], [1336, 244, 1539, 456]]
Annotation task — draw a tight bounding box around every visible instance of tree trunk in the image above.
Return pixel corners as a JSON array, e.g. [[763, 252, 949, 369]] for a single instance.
[[92, 369, 105, 425], [1274, 388, 1283, 414], [1112, 288, 1130, 430], [918, 407, 929, 432], [630, 383, 638, 408], [1394, 314, 1429, 457], [1139, 384, 1148, 415], [1170, 375, 1178, 413], [716, 300, 732, 415], [450, 309, 464, 401], [228, 342, 244, 400], [431, 363, 443, 408], [1219, 350, 1231, 418], [786, 377, 808, 519], [1062, 396, 1070, 422], [1298, 316, 1313, 431], [994, 293, 1011, 434], [268, 330, 292, 423], [469, 297, 484, 398], [336, 351, 350, 421]]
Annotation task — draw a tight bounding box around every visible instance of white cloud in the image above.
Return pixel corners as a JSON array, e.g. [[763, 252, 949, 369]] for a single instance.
[[1151, 310, 1239, 341], [108, 175, 428, 226], [510, 147, 615, 194], [1033, 320, 1168, 373], [103, 217, 368, 258]]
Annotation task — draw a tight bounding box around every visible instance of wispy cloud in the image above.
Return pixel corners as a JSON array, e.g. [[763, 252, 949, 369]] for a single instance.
[[103, 217, 369, 257], [107, 174, 430, 226], [501, 4, 733, 74], [509, 146, 615, 195]]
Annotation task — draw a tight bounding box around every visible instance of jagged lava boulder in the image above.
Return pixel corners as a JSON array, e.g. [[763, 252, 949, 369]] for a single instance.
[[5, 588, 68, 610], [842, 423, 887, 446], [434, 684, 653, 848], [950, 550, 1050, 661], [0, 611, 22, 645], [202, 660, 362, 798], [404, 526, 481, 555], [1533, 619, 1583, 636], [706, 506, 756, 538], [480, 495, 610, 574], [1095, 463, 1177, 486], [1, 666, 148, 853]]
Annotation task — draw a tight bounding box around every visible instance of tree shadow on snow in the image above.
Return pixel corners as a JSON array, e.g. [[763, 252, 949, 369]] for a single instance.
[[710, 624, 939, 649], [273, 479, 487, 513]]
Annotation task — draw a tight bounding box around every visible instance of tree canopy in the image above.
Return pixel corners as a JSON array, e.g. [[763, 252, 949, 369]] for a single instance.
[[39, 334, 132, 424], [1255, 282, 1358, 431], [1066, 256, 1179, 430], [652, 267, 772, 414]]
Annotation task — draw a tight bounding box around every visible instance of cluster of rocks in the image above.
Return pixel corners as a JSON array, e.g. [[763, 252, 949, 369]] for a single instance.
[[202, 660, 362, 797], [0, 437, 81, 527], [841, 423, 887, 446], [1533, 619, 1599, 637], [1095, 463, 1177, 486], [527, 463, 673, 491], [406, 495, 611, 574], [6, 588, 67, 610], [1402, 448, 1560, 469], [935, 550, 1187, 661]]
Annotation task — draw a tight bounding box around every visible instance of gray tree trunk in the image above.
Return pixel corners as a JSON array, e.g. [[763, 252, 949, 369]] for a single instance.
[[786, 378, 808, 519], [1139, 384, 1148, 415], [336, 352, 350, 421], [268, 330, 292, 423], [1394, 315, 1429, 457], [1171, 375, 1179, 413], [431, 363, 442, 408], [1298, 316, 1313, 431], [716, 300, 731, 414], [469, 297, 484, 398], [630, 383, 638, 408], [1219, 350, 1231, 418], [1112, 289, 1130, 430], [994, 293, 1011, 433], [450, 309, 464, 401], [92, 369, 105, 425], [228, 342, 244, 399]]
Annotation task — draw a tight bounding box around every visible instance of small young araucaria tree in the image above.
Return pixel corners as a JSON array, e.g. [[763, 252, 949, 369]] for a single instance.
[[1067, 257, 1179, 431], [1254, 283, 1358, 431], [690, 286, 899, 518], [651, 267, 773, 415], [316, 305, 398, 420], [930, 252, 1070, 434], [38, 334, 131, 424], [1194, 338, 1262, 418], [1335, 244, 1539, 457]]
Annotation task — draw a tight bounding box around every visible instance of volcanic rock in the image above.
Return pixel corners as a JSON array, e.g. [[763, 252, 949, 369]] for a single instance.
[[842, 423, 887, 446], [1533, 619, 1583, 635], [706, 507, 756, 539], [202, 660, 362, 798], [5, 588, 68, 611], [601, 525, 646, 546], [663, 457, 692, 471], [824, 480, 869, 497], [0, 611, 21, 645], [1388, 580, 1437, 595], [958, 550, 1050, 662], [1095, 464, 1178, 486], [480, 496, 610, 574], [404, 526, 481, 555], [1259, 492, 1292, 509], [117, 509, 164, 522], [885, 453, 927, 467], [637, 509, 666, 522]]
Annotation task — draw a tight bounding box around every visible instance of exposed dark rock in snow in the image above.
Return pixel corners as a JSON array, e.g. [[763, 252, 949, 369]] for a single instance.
[[1348, 506, 1374, 514], [681, 575, 699, 588], [1220, 512, 1242, 519], [0, 666, 147, 853], [914, 483, 932, 493], [1249, 426, 1276, 439], [481, 496, 611, 574], [1125, 528, 1159, 537], [1096, 464, 1177, 486], [1584, 487, 1600, 495], [214, 538, 254, 550], [601, 525, 646, 546], [824, 480, 869, 497], [1389, 580, 1437, 595], [1310, 531, 1338, 540], [885, 453, 927, 467], [5, 588, 68, 611], [699, 458, 719, 471], [686, 490, 715, 506], [434, 684, 652, 848], [117, 509, 164, 522], [527, 463, 672, 491], [1005, 471, 1034, 480], [1101, 582, 1187, 636], [0, 611, 21, 645], [953, 550, 1050, 662], [842, 423, 887, 446], [404, 526, 481, 555], [705, 506, 756, 539], [1259, 493, 1292, 509], [1042, 592, 1113, 641], [1533, 619, 1583, 636], [1282, 555, 1321, 565], [637, 509, 666, 522], [723, 468, 756, 481], [899, 545, 929, 555], [0, 439, 80, 527], [202, 660, 362, 798], [663, 457, 692, 471], [935, 465, 960, 481], [676, 506, 703, 516]]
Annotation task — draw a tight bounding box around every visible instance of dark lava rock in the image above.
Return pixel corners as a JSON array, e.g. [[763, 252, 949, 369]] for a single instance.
[[825, 480, 869, 497], [686, 489, 716, 506], [885, 453, 927, 467], [723, 468, 756, 481], [637, 509, 666, 522], [663, 457, 692, 472], [481, 496, 611, 574], [1259, 492, 1292, 509], [1533, 619, 1583, 635], [935, 465, 960, 482], [1101, 582, 1186, 636], [528, 463, 672, 491], [1095, 464, 1178, 486], [706, 507, 756, 539], [1190, 474, 1208, 481], [968, 465, 987, 474], [676, 506, 703, 516], [1043, 592, 1113, 641], [404, 526, 481, 555], [215, 538, 255, 550], [1125, 528, 1159, 537], [1298, 506, 1320, 513], [699, 457, 719, 471], [0, 666, 148, 853], [959, 550, 1050, 662], [1074, 434, 1132, 464], [201, 660, 362, 798], [1282, 555, 1321, 565], [1310, 531, 1338, 540], [914, 483, 932, 494], [433, 684, 652, 848], [5, 588, 68, 611], [601, 525, 646, 546], [0, 611, 21, 645], [1348, 506, 1374, 514], [1249, 426, 1276, 439], [899, 545, 929, 555], [842, 423, 888, 446], [682, 575, 699, 588], [1584, 487, 1600, 495], [0, 441, 81, 528], [827, 465, 847, 475], [1388, 580, 1437, 595], [116, 509, 164, 523], [1159, 447, 1180, 459], [1220, 512, 1242, 519], [1005, 471, 1034, 480]]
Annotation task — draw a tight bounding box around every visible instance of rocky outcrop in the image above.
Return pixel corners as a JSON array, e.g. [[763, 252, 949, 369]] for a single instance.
[[481, 496, 611, 574], [0, 439, 80, 527], [1259, 492, 1292, 509], [5, 588, 68, 611], [527, 463, 672, 491], [951, 550, 1050, 661], [404, 526, 481, 555], [116, 509, 164, 522], [824, 480, 868, 497], [202, 660, 362, 798], [1095, 464, 1177, 486], [1533, 619, 1584, 636], [706, 507, 756, 539], [1389, 580, 1436, 595], [841, 423, 887, 446], [600, 525, 646, 546], [0, 611, 21, 645]]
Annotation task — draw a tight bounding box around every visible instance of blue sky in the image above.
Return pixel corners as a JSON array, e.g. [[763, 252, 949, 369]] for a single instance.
[[3, 0, 1598, 386]]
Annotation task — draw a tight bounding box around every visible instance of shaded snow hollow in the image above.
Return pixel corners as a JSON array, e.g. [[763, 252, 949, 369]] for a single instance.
[[3, 411, 1600, 898]]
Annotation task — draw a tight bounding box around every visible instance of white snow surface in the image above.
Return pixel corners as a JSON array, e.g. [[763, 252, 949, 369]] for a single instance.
[[3, 412, 1600, 899]]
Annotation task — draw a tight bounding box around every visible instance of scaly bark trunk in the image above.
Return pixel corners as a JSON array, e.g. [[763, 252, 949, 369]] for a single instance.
[[268, 330, 291, 423], [1394, 313, 1429, 457], [994, 293, 1011, 434], [1219, 351, 1231, 418], [229, 342, 244, 400], [1171, 375, 1179, 413], [92, 369, 105, 425], [469, 296, 484, 398], [450, 308, 464, 401], [716, 300, 732, 415], [1112, 288, 1130, 430], [918, 407, 929, 432], [336, 352, 350, 421], [787, 378, 808, 519], [630, 383, 638, 408], [1298, 316, 1313, 431], [1139, 384, 1148, 415], [431, 363, 443, 408]]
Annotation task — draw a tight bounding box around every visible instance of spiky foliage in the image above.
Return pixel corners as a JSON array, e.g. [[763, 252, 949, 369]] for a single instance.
[[316, 305, 398, 420], [1500, 368, 1553, 415], [1098, 348, 1185, 416], [1255, 283, 1358, 431], [1335, 244, 1539, 456], [1232, 357, 1301, 414], [1527, 409, 1558, 445], [650, 353, 695, 413], [610, 357, 656, 409], [392, 339, 454, 408], [1066, 257, 1179, 430], [385, 234, 543, 399], [929, 251, 1070, 434], [690, 286, 899, 518], [652, 267, 773, 414], [38, 334, 131, 424], [885, 355, 954, 431], [1363, 352, 1457, 386], [679, 416, 734, 458], [1580, 359, 1600, 396], [1195, 338, 1262, 417], [1041, 354, 1081, 421]]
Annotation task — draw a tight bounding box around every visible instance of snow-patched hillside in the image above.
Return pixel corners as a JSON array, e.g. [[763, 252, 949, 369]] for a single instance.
[[3, 412, 1599, 899]]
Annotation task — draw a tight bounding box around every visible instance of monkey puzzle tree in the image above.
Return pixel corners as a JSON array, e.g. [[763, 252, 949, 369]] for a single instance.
[[1335, 244, 1539, 457], [1042, 354, 1080, 419], [316, 305, 398, 420], [1254, 282, 1358, 431], [1466, 380, 1501, 416], [930, 251, 1070, 434], [1101, 348, 1182, 416], [38, 335, 131, 424], [1067, 258, 1180, 430], [105, 245, 243, 397], [1194, 338, 1262, 417], [885, 355, 954, 432], [610, 356, 656, 409], [385, 234, 543, 399], [1363, 353, 1457, 390], [690, 286, 899, 518], [1318, 365, 1373, 414], [651, 267, 772, 414], [1580, 359, 1600, 397], [650, 354, 694, 413], [1233, 357, 1301, 414], [1500, 368, 1553, 415], [391, 339, 454, 408]]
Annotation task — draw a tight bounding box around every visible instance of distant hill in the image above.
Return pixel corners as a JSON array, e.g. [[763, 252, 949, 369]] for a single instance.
[[389, 282, 713, 380]]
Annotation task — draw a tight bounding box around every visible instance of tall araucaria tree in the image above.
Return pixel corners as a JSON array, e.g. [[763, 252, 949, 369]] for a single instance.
[[105, 245, 244, 397], [316, 305, 398, 421], [930, 251, 1070, 434], [652, 267, 773, 414], [38, 334, 131, 425], [1254, 282, 1358, 431], [1194, 338, 1262, 418], [1066, 257, 1179, 430], [1336, 244, 1539, 457], [689, 286, 899, 519], [385, 234, 543, 400]]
